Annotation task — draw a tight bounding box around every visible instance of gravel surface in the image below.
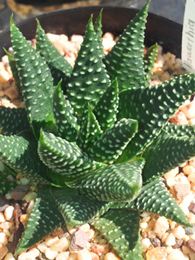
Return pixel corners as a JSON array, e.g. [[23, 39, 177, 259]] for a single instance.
[[0, 32, 195, 260]]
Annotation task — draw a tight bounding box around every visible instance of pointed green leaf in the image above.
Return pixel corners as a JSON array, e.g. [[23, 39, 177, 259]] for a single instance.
[[118, 74, 195, 161], [7, 51, 21, 93], [89, 118, 138, 164], [92, 209, 142, 260], [104, 1, 150, 91], [145, 43, 158, 84], [0, 134, 48, 184], [53, 83, 79, 142], [36, 20, 72, 85], [66, 17, 110, 114], [129, 178, 190, 226], [51, 187, 111, 228], [10, 20, 55, 132], [0, 107, 30, 135], [38, 131, 102, 178], [94, 79, 119, 131], [77, 104, 102, 151], [16, 187, 64, 254], [94, 9, 103, 38], [143, 124, 195, 180], [68, 159, 144, 202]]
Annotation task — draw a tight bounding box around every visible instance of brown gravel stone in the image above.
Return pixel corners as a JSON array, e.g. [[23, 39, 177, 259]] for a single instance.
[[11, 185, 29, 200], [0, 245, 8, 260], [173, 239, 184, 249], [151, 238, 161, 247], [189, 203, 195, 214], [187, 239, 195, 252]]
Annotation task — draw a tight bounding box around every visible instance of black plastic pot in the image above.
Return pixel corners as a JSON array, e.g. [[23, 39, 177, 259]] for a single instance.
[[0, 4, 182, 57]]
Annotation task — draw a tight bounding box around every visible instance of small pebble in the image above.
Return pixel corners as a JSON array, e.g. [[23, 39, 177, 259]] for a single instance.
[[187, 239, 195, 252], [56, 251, 69, 260], [0, 245, 8, 260], [4, 206, 14, 221], [146, 247, 168, 260], [44, 248, 58, 260], [154, 216, 169, 238], [142, 238, 151, 251], [165, 233, 176, 246], [183, 165, 195, 176], [0, 212, 5, 223], [104, 252, 120, 260], [189, 203, 195, 214], [173, 226, 186, 239], [168, 248, 188, 260], [4, 253, 15, 260], [45, 236, 59, 247], [50, 236, 70, 252], [77, 249, 92, 260], [0, 232, 8, 245]]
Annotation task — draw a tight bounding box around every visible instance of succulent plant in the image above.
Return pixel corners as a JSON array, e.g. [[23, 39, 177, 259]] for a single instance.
[[1, 0, 195, 258]]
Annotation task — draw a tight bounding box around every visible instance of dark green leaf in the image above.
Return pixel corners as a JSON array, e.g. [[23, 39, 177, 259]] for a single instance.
[[0, 107, 30, 135], [38, 131, 102, 178], [94, 79, 119, 131], [118, 74, 195, 161], [10, 20, 55, 133], [104, 1, 150, 91], [16, 187, 64, 254], [0, 162, 16, 195], [129, 177, 190, 226], [66, 17, 110, 114], [145, 43, 158, 84], [36, 20, 72, 85], [92, 209, 142, 260], [77, 104, 102, 151], [68, 159, 144, 202], [143, 124, 195, 180], [53, 83, 79, 142], [0, 134, 48, 184], [52, 187, 111, 228], [89, 118, 138, 163]]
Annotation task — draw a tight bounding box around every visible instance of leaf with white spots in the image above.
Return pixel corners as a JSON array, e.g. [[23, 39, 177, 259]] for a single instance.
[[143, 124, 195, 180], [36, 20, 72, 85], [66, 17, 110, 114], [52, 187, 111, 228], [7, 51, 21, 93], [0, 134, 49, 184], [68, 159, 144, 202], [77, 104, 102, 151], [38, 131, 102, 179], [118, 74, 195, 161], [92, 209, 143, 260], [145, 43, 158, 84], [10, 20, 55, 133], [0, 107, 30, 135], [129, 177, 190, 226], [104, 1, 150, 91], [89, 118, 138, 164], [16, 187, 64, 254], [53, 83, 79, 142], [94, 79, 119, 131], [94, 9, 103, 38]]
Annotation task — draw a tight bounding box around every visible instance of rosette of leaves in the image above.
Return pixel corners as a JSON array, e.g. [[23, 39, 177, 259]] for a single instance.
[[1, 1, 195, 258]]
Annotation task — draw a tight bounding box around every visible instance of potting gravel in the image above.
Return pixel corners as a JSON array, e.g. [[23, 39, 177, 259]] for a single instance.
[[0, 32, 194, 260]]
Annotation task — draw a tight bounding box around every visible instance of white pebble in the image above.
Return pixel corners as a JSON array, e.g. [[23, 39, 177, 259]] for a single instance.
[[56, 252, 69, 260], [45, 236, 59, 246], [142, 238, 151, 251], [104, 252, 120, 260], [79, 224, 90, 232], [165, 233, 176, 246], [0, 212, 5, 223], [4, 206, 14, 221], [183, 165, 195, 176], [27, 248, 40, 258], [37, 243, 48, 253], [44, 248, 58, 260], [77, 249, 92, 260], [0, 232, 8, 245], [154, 216, 169, 238], [173, 226, 186, 239], [140, 222, 148, 229], [4, 253, 16, 260], [50, 236, 70, 252], [168, 249, 188, 260]]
